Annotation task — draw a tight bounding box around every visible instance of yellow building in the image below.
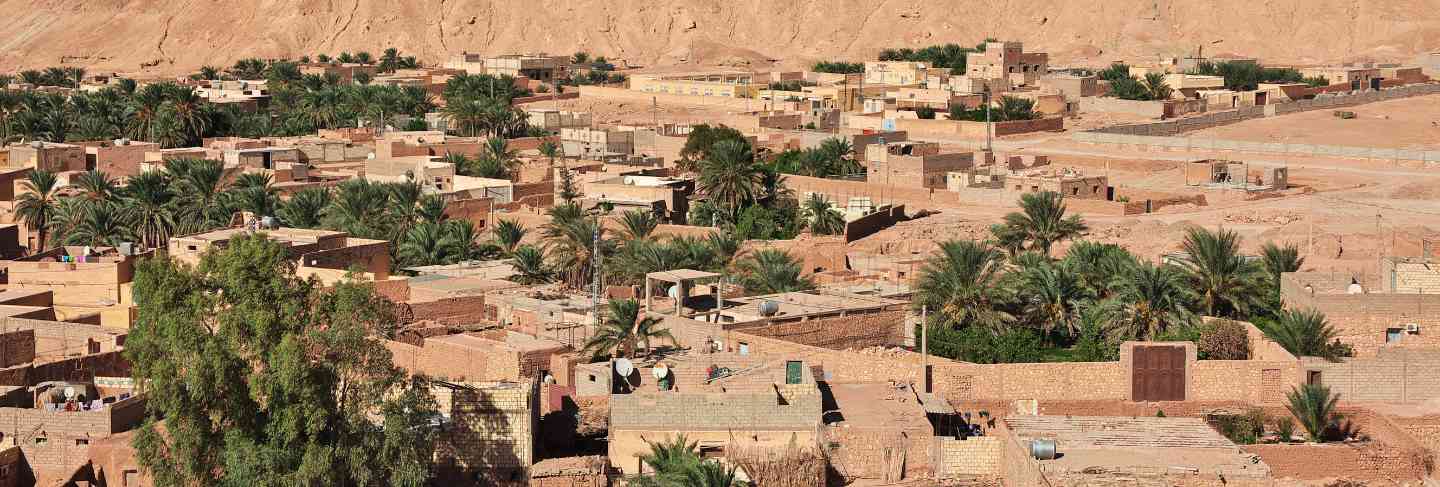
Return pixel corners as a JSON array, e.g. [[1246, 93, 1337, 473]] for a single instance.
[[629, 73, 762, 98]]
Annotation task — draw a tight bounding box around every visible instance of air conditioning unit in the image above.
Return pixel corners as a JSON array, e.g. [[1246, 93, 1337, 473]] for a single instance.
[[1406, 323, 1421, 334]]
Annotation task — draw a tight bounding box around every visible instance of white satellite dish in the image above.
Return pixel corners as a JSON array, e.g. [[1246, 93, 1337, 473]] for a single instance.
[[712, 339, 724, 352], [652, 363, 669, 379], [63, 387, 76, 400], [614, 358, 635, 377]]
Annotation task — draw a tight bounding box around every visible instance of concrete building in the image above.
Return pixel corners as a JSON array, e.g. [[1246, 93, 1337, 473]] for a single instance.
[[1281, 270, 1440, 355], [1301, 65, 1384, 90], [7, 142, 86, 173], [168, 226, 390, 282], [863, 61, 931, 86], [1163, 74, 1227, 99], [606, 354, 822, 476], [445, 53, 569, 81], [525, 109, 592, 130], [966, 41, 1049, 87], [629, 73, 762, 98], [221, 146, 300, 170], [430, 379, 540, 484], [865, 141, 975, 189], [388, 330, 569, 383], [1038, 74, 1101, 100], [1004, 168, 1110, 200], [560, 128, 635, 159], [366, 155, 455, 192], [76, 139, 159, 177], [5, 246, 149, 327], [581, 175, 694, 224]]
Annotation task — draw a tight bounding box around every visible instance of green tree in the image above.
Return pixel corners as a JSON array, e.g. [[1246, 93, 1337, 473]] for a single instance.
[[397, 221, 454, 267], [509, 245, 554, 285], [1142, 72, 1174, 100], [582, 299, 675, 358], [1259, 309, 1349, 361], [697, 140, 762, 219], [1014, 259, 1093, 341], [126, 234, 437, 487], [15, 170, 64, 251], [619, 209, 660, 242], [1285, 383, 1344, 442], [277, 187, 331, 229], [1108, 262, 1198, 340], [678, 124, 748, 172], [735, 249, 814, 295], [120, 171, 176, 248], [65, 201, 134, 247], [542, 206, 611, 289], [801, 193, 845, 236], [991, 191, 1087, 257], [557, 164, 582, 203], [491, 218, 528, 254], [1179, 227, 1266, 318], [915, 240, 1013, 331]]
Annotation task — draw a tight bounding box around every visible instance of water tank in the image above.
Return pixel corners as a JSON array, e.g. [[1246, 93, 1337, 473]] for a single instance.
[[758, 300, 780, 317], [1030, 439, 1057, 460]]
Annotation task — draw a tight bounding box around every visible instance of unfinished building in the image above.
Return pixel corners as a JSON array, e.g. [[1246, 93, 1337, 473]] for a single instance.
[[1184, 159, 1288, 191], [168, 226, 391, 283], [865, 141, 975, 189], [431, 379, 541, 486], [966, 41, 1049, 87], [1004, 168, 1110, 200]]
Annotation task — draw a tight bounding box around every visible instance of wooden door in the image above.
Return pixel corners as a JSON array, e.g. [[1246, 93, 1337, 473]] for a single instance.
[[1132, 345, 1186, 401]]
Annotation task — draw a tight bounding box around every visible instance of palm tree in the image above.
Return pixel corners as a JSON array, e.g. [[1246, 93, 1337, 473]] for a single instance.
[[417, 194, 447, 224], [1286, 383, 1344, 442], [15, 171, 64, 251], [991, 191, 1087, 257], [225, 186, 279, 218], [509, 246, 554, 285], [121, 171, 176, 248], [706, 232, 742, 270], [1014, 260, 1093, 340], [442, 98, 497, 137], [1109, 262, 1198, 340], [1261, 241, 1304, 300], [582, 299, 675, 358], [1260, 309, 1345, 360], [914, 240, 1014, 332], [397, 222, 453, 267], [492, 219, 527, 254], [231, 172, 273, 190], [277, 187, 330, 229], [323, 179, 394, 240], [442, 220, 492, 262], [619, 210, 660, 242], [1179, 227, 1266, 318], [1063, 241, 1137, 298], [66, 202, 134, 248], [169, 158, 230, 234], [697, 140, 761, 219], [801, 193, 845, 235], [1142, 72, 1174, 100], [539, 140, 562, 166], [543, 213, 610, 289], [735, 249, 814, 295], [483, 137, 519, 175]]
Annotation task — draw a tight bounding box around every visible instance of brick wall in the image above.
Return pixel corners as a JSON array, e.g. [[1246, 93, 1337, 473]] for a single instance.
[[0, 331, 35, 368], [433, 381, 538, 483], [407, 295, 491, 326], [937, 437, 1003, 477], [1304, 349, 1440, 403], [386, 338, 520, 382], [825, 426, 934, 482], [0, 396, 145, 470], [0, 318, 123, 358], [736, 310, 907, 350], [842, 205, 904, 243], [1281, 272, 1440, 356]]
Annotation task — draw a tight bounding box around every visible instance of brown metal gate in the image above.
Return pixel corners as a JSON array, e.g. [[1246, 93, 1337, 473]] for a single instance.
[[1132, 345, 1186, 401]]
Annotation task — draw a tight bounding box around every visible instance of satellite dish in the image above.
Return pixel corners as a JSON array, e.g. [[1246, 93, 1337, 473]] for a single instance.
[[712, 339, 724, 352], [758, 300, 781, 317], [614, 358, 635, 377], [29, 141, 43, 149], [652, 363, 669, 379], [667, 285, 681, 299], [366, 152, 376, 160], [63, 387, 76, 400]]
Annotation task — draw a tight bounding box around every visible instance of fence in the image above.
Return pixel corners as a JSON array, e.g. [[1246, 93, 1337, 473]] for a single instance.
[[1072, 131, 1440, 163], [1083, 83, 1440, 137]]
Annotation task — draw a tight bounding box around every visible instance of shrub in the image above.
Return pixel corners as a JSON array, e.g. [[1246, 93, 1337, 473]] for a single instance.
[[924, 325, 1044, 364], [1286, 383, 1344, 442], [811, 61, 864, 74], [1274, 416, 1296, 443], [1198, 319, 1250, 360], [1208, 408, 1267, 445]]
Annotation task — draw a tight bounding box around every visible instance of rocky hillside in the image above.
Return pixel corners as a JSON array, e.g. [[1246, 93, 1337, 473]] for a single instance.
[[3, 0, 1438, 75]]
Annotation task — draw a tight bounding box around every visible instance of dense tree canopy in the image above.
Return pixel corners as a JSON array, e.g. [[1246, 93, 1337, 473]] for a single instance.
[[127, 234, 437, 487]]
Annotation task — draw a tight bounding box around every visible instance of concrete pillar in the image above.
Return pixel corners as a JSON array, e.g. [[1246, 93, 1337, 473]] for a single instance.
[[644, 276, 652, 312]]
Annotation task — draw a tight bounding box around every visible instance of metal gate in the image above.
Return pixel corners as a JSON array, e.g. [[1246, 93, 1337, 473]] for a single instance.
[[1132, 345, 1186, 401]]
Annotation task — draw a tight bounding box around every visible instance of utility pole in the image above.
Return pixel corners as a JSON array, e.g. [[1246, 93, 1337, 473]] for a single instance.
[[984, 86, 993, 153], [592, 224, 602, 328]]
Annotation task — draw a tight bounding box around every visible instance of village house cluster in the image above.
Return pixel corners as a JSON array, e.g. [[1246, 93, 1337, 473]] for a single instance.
[[0, 38, 1436, 487]]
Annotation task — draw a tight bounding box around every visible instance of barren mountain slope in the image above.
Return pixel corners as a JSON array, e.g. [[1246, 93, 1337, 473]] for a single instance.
[[3, 0, 1439, 75]]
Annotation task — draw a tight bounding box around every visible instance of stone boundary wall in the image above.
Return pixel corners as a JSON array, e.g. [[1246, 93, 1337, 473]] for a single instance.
[[510, 92, 580, 105], [1302, 349, 1440, 403], [936, 437, 1003, 478], [735, 310, 908, 350], [1075, 84, 1440, 162], [842, 204, 905, 243], [576, 86, 795, 112], [1281, 272, 1440, 355]]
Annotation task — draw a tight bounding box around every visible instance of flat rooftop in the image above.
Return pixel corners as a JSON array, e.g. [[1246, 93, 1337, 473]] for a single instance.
[[825, 383, 932, 431], [1005, 415, 1270, 479], [430, 330, 567, 354], [407, 274, 519, 299], [722, 290, 906, 320], [175, 227, 345, 244]]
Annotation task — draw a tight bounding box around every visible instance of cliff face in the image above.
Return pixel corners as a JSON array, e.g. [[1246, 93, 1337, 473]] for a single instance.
[[2, 0, 1438, 74]]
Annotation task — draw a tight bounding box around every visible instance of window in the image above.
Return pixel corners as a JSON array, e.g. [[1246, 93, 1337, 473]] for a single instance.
[[738, 342, 750, 356], [588, 374, 597, 382], [187, 245, 198, 251], [699, 444, 726, 458], [75, 438, 89, 446], [1071, 187, 1079, 195], [1386, 328, 1403, 344], [1307, 370, 1323, 386], [33, 437, 46, 445]]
